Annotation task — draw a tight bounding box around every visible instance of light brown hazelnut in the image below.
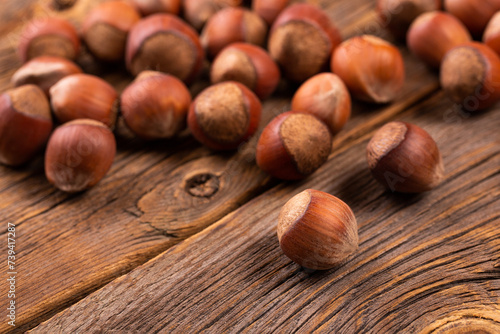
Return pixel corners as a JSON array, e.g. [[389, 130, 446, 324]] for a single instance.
[[252, 0, 289, 26], [184, 0, 242, 30], [444, 0, 500, 37]]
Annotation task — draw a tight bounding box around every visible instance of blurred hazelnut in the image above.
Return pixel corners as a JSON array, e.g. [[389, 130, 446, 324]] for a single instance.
[[184, 0, 242, 30], [252, 0, 289, 26], [130, 0, 181, 16]]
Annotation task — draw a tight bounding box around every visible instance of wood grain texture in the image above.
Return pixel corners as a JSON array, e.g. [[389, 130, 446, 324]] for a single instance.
[[30, 93, 500, 333]]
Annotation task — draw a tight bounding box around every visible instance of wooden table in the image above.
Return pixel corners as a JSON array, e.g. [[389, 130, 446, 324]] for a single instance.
[[1, 0, 499, 333]]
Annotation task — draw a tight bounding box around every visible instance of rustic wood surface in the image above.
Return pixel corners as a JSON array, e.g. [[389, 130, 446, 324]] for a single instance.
[[0, 0, 498, 333]]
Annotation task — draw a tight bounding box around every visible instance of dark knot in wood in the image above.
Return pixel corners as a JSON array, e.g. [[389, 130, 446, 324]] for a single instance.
[[185, 173, 220, 198], [52, 0, 77, 10]]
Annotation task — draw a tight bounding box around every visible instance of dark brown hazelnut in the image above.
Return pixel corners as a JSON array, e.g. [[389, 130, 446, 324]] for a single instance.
[[184, 0, 242, 31], [201, 7, 267, 59], [50, 74, 118, 128], [268, 3, 342, 82], [126, 14, 205, 82], [130, 0, 181, 16], [256, 111, 332, 180], [82, 1, 141, 62], [366, 121, 444, 193], [120, 71, 192, 139], [18, 17, 80, 63], [45, 119, 116, 193], [210, 43, 280, 99], [0, 85, 52, 166], [188, 81, 262, 150], [11, 56, 82, 96], [252, 0, 289, 26]]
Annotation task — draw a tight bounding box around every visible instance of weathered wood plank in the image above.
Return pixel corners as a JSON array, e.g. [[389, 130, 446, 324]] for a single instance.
[[30, 93, 500, 333]]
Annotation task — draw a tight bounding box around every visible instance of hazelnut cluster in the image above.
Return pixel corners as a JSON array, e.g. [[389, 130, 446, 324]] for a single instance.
[[2, 0, 496, 270]]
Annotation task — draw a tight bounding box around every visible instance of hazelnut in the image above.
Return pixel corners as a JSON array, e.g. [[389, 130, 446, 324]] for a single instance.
[[252, 0, 289, 26], [440, 42, 500, 111], [120, 71, 192, 139], [50, 74, 118, 128], [184, 0, 242, 31], [407, 11, 471, 68], [45, 119, 116, 193], [483, 11, 500, 56], [278, 189, 358, 270], [268, 3, 342, 82], [444, 0, 500, 37], [366, 121, 444, 193], [130, 0, 181, 16], [126, 14, 204, 82], [11, 56, 82, 96], [210, 43, 281, 99], [18, 17, 80, 63], [82, 1, 141, 62], [201, 7, 267, 59], [188, 81, 262, 150], [377, 0, 441, 39], [291, 73, 351, 134], [256, 111, 331, 180], [331, 35, 405, 104], [0, 85, 52, 166]]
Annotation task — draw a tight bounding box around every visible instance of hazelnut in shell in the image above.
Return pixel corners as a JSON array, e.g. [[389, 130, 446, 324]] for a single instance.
[[0, 85, 52, 166], [252, 0, 289, 26], [130, 0, 181, 16], [45, 119, 116, 193], [211, 43, 280, 99], [278, 189, 358, 270], [184, 0, 242, 30], [366, 121, 444, 193], [120, 71, 192, 139], [188, 81, 262, 150], [483, 12, 500, 56], [256, 111, 332, 180], [444, 0, 500, 37]]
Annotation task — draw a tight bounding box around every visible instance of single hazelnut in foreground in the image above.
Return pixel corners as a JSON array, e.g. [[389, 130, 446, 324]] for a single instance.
[[11, 56, 82, 95], [184, 0, 242, 30], [483, 12, 500, 56], [440, 42, 500, 112], [45, 119, 116, 192], [256, 111, 331, 180], [130, 0, 181, 16], [50, 74, 118, 128], [201, 7, 267, 59], [188, 81, 262, 150], [291, 73, 351, 134], [126, 14, 204, 82], [268, 3, 342, 82], [211, 43, 280, 99], [376, 0, 441, 39], [252, 0, 289, 26], [120, 71, 192, 139], [366, 121, 444, 193], [0, 85, 52, 166], [82, 1, 141, 62], [18, 17, 80, 63], [331, 35, 405, 104], [278, 189, 358, 270], [407, 11, 471, 69], [444, 0, 500, 37]]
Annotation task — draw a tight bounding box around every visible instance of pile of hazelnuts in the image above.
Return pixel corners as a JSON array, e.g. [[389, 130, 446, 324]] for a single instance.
[[0, 0, 497, 270]]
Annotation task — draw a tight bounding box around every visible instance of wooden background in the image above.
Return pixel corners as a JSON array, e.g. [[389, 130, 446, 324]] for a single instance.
[[0, 0, 499, 333]]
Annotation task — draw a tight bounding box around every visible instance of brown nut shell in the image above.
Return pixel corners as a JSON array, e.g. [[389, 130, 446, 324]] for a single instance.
[[483, 11, 500, 56], [377, 0, 441, 39], [0, 85, 52, 166], [18, 17, 80, 63], [268, 3, 342, 82], [82, 1, 141, 62], [50, 74, 118, 128], [184, 0, 242, 30], [188, 81, 262, 150], [45, 119, 116, 193], [440, 42, 500, 111], [211, 42, 280, 99], [366, 121, 444, 193], [11, 56, 82, 96], [291, 73, 351, 134], [407, 11, 471, 68], [120, 71, 192, 139], [256, 111, 332, 180], [126, 14, 204, 82], [130, 0, 181, 16], [201, 7, 267, 59], [252, 0, 289, 26], [331, 35, 405, 104], [444, 0, 500, 37], [278, 189, 358, 270]]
